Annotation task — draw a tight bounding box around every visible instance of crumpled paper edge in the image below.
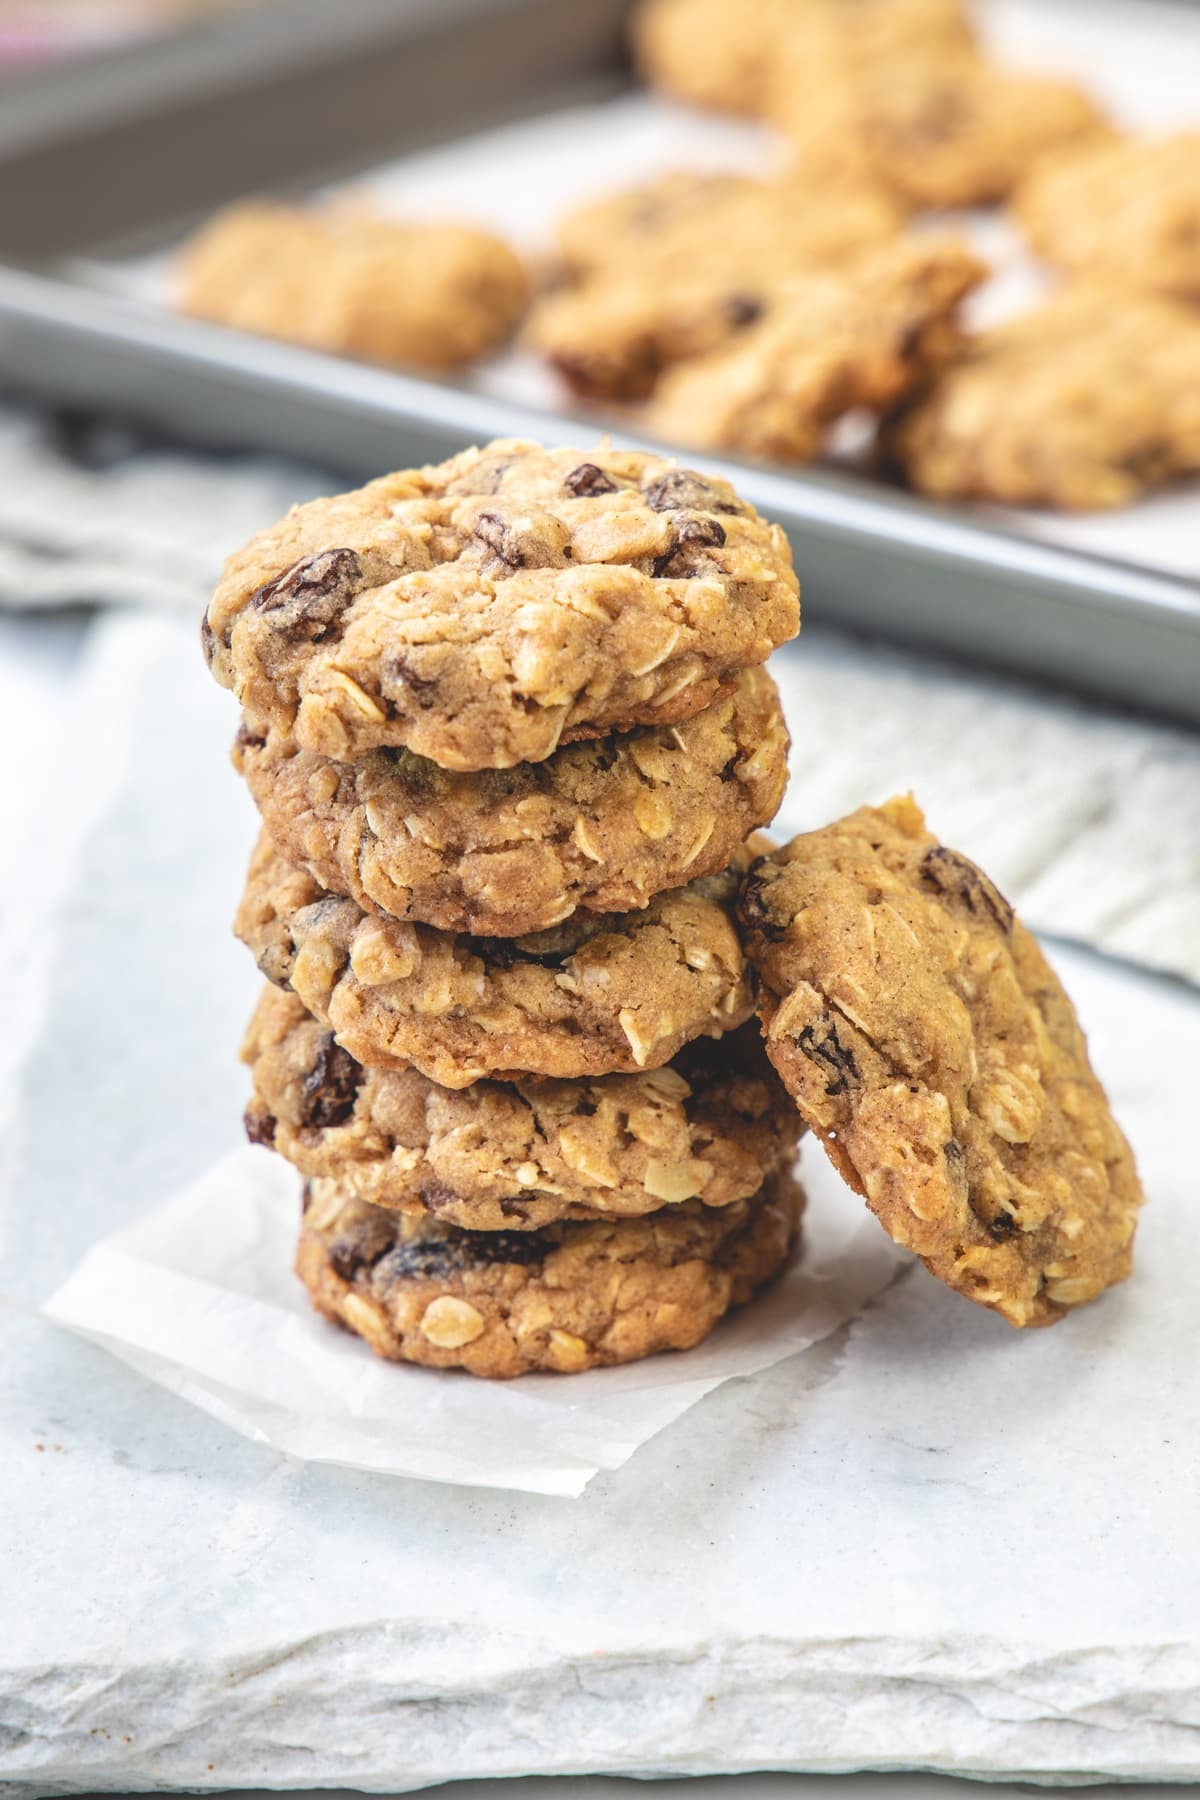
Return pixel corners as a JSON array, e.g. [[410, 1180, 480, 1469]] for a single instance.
[[42, 1144, 905, 1497]]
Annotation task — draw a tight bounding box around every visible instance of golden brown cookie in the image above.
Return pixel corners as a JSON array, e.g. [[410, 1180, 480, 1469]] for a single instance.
[[739, 797, 1145, 1328], [1015, 133, 1200, 303], [632, 0, 971, 117], [243, 986, 802, 1229], [531, 171, 902, 401], [202, 441, 800, 769], [237, 835, 764, 1086], [296, 1167, 804, 1376], [770, 41, 1106, 209], [647, 236, 984, 461], [885, 283, 1200, 510], [180, 200, 529, 370], [234, 664, 789, 936]]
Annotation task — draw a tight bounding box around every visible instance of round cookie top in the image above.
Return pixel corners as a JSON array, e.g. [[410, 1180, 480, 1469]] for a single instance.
[[235, 664, 788, 937], [297, 1167, 803, 1376], [237, 833, 764, 1087], [203, 440, 799, 769], [243, 986, 801, 1229], [739, 796, 1145, 1328], [1015, 133, 1200, 304], [884, 282, 1200, 510], [180, 201, 529, 371]]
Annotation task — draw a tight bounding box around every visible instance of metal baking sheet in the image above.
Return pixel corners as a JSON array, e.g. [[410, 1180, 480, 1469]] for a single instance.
[[0, 0, 1198, 726]]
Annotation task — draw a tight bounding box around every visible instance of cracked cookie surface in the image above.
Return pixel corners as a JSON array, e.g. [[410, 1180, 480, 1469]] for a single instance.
[[739, 796, 1144, 1327], [1016, 133, 1200, 303], [885, 283, 1200, 510], [180, 201, 529, 370], [296, 1166, 804, 1376], [647, 236, 984, 461], [531, 172, 902, 401], [244, 986, 801, 1229], [237, 834, 764, 1086], [203, 440, 799, 768], [235, 664, 789, 936]]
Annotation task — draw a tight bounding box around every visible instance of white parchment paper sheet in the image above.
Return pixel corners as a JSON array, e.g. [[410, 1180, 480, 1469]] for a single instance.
[[42, 1141, 903, 1497]]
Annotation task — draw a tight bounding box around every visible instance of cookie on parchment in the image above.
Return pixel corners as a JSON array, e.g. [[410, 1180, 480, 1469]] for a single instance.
[[203, 441, 799, 769], [236, 833, 764, 1086], [296, 1167, 804, 1376], [885, 283, 1200, 510], [770, 42, 1105, 210], [243, 987, 801, 1230], [632, 0, 971, 117], [235, 664, 789, 938], [531, 172, 902, 401], [738, 797, 1145, 1327], [180, 201, 529, 370], [1015, 133, 1200, 303], [647, 236, 984, 461]]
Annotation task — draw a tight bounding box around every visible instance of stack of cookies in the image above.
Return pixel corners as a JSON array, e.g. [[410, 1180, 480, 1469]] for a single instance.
[[201, 439, 805, 1377]]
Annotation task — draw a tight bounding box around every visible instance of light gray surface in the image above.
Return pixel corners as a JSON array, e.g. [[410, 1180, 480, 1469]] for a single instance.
[[2, 613, 1199, 1794]]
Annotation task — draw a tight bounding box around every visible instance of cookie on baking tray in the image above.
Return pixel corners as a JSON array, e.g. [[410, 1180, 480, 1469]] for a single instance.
[[234, 663, 789, 938], [202, 441, 800, 769], [768, 40, 1106, 210], [296, 1165, 804, 1376], [738, 797, 1145, 1328], [243, 986, 802, 1230], [1015, 133, 1200, 303], [236, 833, 763, 1086], [884, 283, 1200, 511], [646, 236, 984, 461], [530, 171, 902, 401], [180, 200, 529, 370], [631, 0, 972, 117]]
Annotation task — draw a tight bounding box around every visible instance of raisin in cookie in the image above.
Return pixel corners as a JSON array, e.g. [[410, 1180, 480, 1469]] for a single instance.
[[648, 237, 984, 461], [1016, 133, 1200, 303], [885, 283, 1200, 510], [296, 1167, 803, 1376], [203, 441, 799, 769], [180, 201, 529, 370], [739, 797, 1144, 1328], [532, 173, 902, 401], [770, 41, 1105, 209], [244, 987, 801, 1229], [238, 832, 766, 1085], [235, 664, 789, 937], [632, 0, 971, 117]]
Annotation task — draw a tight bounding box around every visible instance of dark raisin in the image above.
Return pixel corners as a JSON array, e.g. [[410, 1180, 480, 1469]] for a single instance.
[[563, 462, 618, 497], [199, 614, 217, 667], [298, 1035, 360, 1130], [739, 867, 787, 941], [653, 516, 727, 578], [473, 510, 517, 564], [329, 1215, 394, 1279], [641, 470, 745, 515], [249, 547, 362, 642], [920, 846, 1014, 934], [234, 720, 266, 752], [243, 1104, 276, 1148], [985, 1210, 1017, 1241], [375, 1230, 546, 1284], [725, 292, 764, 328], [796, 1021, 860, 1096], [384, 654, 440, 708]]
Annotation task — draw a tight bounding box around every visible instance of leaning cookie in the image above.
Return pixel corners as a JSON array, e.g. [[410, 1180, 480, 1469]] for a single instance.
[[243, 987, 801, 1229], [237, 835, 762, 1085], [738, 797, 1145, 1328], [235, 664, 789, 936], [296, 1168, 804, 1376], [203, 441, 799, 769]]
